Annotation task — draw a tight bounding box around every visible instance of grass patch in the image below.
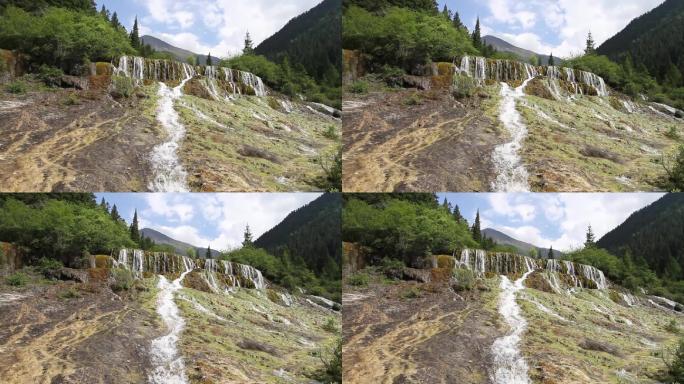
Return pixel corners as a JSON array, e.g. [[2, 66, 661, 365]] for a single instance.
[[58, 287, 81, 299], [400, 286, 422, 299], [347, 272, 369, 287], [348, 80, 369, 94], [322, 125, 338, 140], [63, 93, 79, 106], [5, 81, 26, 94], [404, 92, 423, 106], [110, 267, 133, 292], [322, 318, 338, 333], [666, 319, 681, 334], [666, 126, 680, 140], [5, 272, 28, 286], [452, 268, 475, 291]]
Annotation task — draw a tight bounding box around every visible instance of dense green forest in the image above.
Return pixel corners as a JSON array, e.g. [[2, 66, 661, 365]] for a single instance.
[[255, 0, 341, 92]]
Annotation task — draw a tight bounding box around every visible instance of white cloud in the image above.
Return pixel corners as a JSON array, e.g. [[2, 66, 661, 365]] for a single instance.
[[484, 0, 665, 57], [485, 194, 537, 222], [142, 194, 195, 222]]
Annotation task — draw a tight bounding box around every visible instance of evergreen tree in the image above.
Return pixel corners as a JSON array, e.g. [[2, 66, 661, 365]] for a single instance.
[[548, 53, 555, 66], [452, 12, 464, 30], [130, 16, 140, 50], [206, 52, 213, 66], [99, 5, 110, 22], [99, 197, 108, 212], [472, 17, 482, 50], [585, 225, 596, 247], [471, 210, 482, 243], [548, 246, 554, 259], [243, 224, 253, 247], [585, 31, 596, 55], [529, 248, 539, 258], [441, 5, 452, 21], [243, 32, 254, 55], [110, 12, 121, 30], [110, 204, 122, 222], [206, 245, 212, 259], [452, 204, 464, 224], [129, 209, 140, 245]]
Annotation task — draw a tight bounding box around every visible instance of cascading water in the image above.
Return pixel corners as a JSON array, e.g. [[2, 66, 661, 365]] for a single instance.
[[491, 258, 535, 384], [491, 64, 537, 192], [148, 256, 195, 384], [149, 63, 195, 192]]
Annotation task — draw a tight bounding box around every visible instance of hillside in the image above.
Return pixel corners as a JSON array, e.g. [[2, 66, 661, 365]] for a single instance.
[[482, 228, 563, 258], [255, 0, 341, 86], [597, 193, 684, 279], [255, 193, 341, 278], [483, 35, 557, 65], [140, 35, 206, 65], [140, 227, 219, 257], [597, 0, 684, 86]]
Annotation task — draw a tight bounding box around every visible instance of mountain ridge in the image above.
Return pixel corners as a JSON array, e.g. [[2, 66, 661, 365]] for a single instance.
[[483, 35, 559, 65], [140, 227, 219, 257], [482, 228, 564, 258]]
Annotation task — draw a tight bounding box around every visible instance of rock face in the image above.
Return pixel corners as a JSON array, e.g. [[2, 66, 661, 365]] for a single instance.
[[114, 249, 266, 291], [343, 49, 365, 84], [342, 242, 368, 275], [0, 49, 27, 80], [0, 242, 23, 272], [455, 248, 609, 291]]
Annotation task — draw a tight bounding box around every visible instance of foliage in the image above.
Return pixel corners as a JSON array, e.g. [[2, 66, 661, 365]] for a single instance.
[[1, 0, 97, 13], [317, 338, 342, 384], [664, 338, 684, 383], [404, 92, 423, 105], [347, 272, 369, 286], [37, 256, 63, 277], [5, 272, 28, 286], [343, 5, 477, 73], [37, 65, 64, 87], [452, 268, 474, 291], [58, 287, 81, 299], [342, 194, 477, 267], [0, 6, 135, 72], [662, 146, 684, 192], [322, 317, 338, 333], [348, 80, 369, 94], [110, 267, 133, 291], [665, 126, 681, 140], [452, 73, 476, 98], [322, 125, 339, 140], [666, 319, 681, 334], [0, 197, 135, 266], [5, 80, 26, 94], [401, 286, 422, 299]]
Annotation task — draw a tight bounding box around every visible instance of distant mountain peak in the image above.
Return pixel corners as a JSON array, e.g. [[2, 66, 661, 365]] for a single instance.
[[140, 35, 206, 65], [482, 227, 563, 258], [482, 35, 559, 65]]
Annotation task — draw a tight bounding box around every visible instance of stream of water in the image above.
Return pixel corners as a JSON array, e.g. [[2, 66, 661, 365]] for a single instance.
[[148, 257, 194, 384]]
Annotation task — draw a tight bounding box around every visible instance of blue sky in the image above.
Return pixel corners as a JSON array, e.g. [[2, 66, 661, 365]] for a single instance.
[[95, 193, 321, 251], [437, 193, 664, 251], [96, 0, 322, 58], [439, 0, 665, 57]]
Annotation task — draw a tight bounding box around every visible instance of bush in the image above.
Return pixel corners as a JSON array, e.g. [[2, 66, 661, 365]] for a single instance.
[[401, 286, 422, 299], [322, 318, 338, 333], [666, 319, 681, 334], [111, 75, 134, 98], [662, 146, 684, 192], [665, 338, 684, 382], [666, 126, 680, 140], [347, 272, 369, 286], [5, 272, 28, 286], [37, 257, 63, 278], [319, 148, 342, 192], [317, 339, 341, 383], [63, 93, 79, 106], [37, 65, 64, 87], [110, 267, 133, 292], [452, 74, 476, 99], [452, 268, 475, 291], [404, 93, 423, 106], [5, 81, 26, 94], [58, 287, 81, 299], [348, 80, 368, 94], [322, 125, 339, 140]]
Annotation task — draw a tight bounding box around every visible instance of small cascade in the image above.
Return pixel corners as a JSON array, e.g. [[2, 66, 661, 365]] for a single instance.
[[149, 63, 195, 192], [490, 260, 534, 384], [148, 256, 194, 384], [492, 65, 536, 192]]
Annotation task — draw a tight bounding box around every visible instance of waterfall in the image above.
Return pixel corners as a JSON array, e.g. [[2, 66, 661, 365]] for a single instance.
[[149, 63, 195, 192], [490, 260, 534, 384], [148, 256, 194, 384], [491, 65, 536, 192]]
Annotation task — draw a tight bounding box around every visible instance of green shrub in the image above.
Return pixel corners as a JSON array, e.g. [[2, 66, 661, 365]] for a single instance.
[[63, 93, 79, 106], [111, 75, 134, 98], [322, 318, 338, 333], [110, 267, 133, 292], [666, 126, 680, 140], [5, 81, 26, 94], [452, 268, 475, 291], [322, 125, 339, 140], [401, 286, 422, 299], [317, 339, 341, 383], [380, 257, 405, 273], [319, 148, 342, 192], [58, 287, 81, 299], [452, 74, 476, 99], [667, 319, 681, 334], [404, 93, 423, 105], [37, 257, 63, 278], [347, 272, 369, 286], [37, 65, 63, 87], [348, 80, 368, 94], [662, 145, 684, 192], [5, 272, 28, 286], [665, 338, 684, 382]]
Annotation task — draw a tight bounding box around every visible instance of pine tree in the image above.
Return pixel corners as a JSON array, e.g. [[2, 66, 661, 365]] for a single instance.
[[585, 225, 596, 247], [472, 17, 482, 50], [242, 224, 253, 247], [548, 246, 554, 258], [453, 204, 464, 224], [243, 32, 254, 55], [110, 12, 121, 30], [471, 210, 482, 243], [441, 5, 452, 21], [206, 246, 212, 259], [130, 16, 140, 50], [110, 204, 122, 222], [452, 12, 463, 30], [206, 53, 213, 66], [129, 209, 140, 245], [99, 197, 108, 212], [585, 31, 596, 55], [99, 5, 110, 22], [548, 53, 555, 66]]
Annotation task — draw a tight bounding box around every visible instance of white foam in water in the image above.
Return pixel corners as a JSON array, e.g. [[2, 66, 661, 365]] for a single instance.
[[149, 64, 195, 192], [491, 262, 534, 384], [492, 69, 536, 192], [148, 258, 194, 384]]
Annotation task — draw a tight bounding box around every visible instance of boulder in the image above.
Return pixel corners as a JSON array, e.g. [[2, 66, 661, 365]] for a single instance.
[[0, 242, 23, 272], [308, 102, 342, 118], [343, 49, 366, 84], [60, 75, 89, 90], [56, 268, 89, 283], [402, 267, 431, 283], [401, 75, 431, 91]]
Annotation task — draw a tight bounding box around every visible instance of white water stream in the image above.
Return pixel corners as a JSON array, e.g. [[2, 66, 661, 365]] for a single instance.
[[491, 264, 534, 384], [149, 65, 195, 192], [491, 72, 536, 192], [148, 257, 194, 384]]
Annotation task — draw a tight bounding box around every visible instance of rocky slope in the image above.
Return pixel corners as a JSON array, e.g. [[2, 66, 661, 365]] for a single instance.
[[0, 54, 340, 192], [0, 249, 340, 383], [343, 55, 683, 192], [343, 247, 683, 383]]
